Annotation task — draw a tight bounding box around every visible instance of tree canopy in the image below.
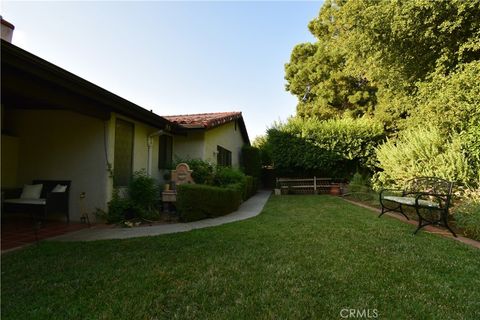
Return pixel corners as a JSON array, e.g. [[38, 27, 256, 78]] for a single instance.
[[285, 0, 480, 132], [272, 0, 480, 187]]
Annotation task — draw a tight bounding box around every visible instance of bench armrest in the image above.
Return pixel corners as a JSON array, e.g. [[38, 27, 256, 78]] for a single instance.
[[2, 188, 23, 199], [45, 192, 68, 211]]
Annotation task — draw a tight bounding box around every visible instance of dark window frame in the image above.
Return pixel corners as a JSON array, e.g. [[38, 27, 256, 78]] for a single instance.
[[158, 134, 173, 170], [113, 118, 134, 187], [217, 145, 232, 167]]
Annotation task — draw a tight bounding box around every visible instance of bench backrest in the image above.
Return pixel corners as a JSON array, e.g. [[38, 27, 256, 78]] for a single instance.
[[32, 180, 71, 198], [404, 177, 454, 205]]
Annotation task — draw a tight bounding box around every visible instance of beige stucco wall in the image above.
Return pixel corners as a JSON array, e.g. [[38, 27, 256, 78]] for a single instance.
[[204, 121, 246, 167], [172, 122, 247, 168], [4, 109, 109, 222], [172, 131, 205, 162], [3, 110, 165, 222], [112, 113, 161, 180], [105, 113, 163, 200]]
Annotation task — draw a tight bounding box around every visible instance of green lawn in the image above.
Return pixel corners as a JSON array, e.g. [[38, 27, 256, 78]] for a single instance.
[[2, 196, 480, 319]]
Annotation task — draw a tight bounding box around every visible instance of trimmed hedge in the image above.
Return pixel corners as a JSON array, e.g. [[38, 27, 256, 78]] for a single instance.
[[265, 117, 385, 177], [244, 175, 258, 199], [241, 145, 261, 178], [176, 184, 242, 222]]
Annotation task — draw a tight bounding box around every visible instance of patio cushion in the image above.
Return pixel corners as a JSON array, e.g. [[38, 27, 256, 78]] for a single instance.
[[4, 198, 47, 205], [20, 184, 43, 199], [52, 184, 68, 193], [383, 196, 439, 208]]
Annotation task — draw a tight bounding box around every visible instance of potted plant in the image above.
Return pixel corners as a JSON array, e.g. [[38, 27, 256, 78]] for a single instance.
[[163, 170, 171, 191], [329, 184, 341, 196]]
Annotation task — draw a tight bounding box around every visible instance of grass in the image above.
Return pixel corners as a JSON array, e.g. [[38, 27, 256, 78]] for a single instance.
[[2, 195, 480, 319]]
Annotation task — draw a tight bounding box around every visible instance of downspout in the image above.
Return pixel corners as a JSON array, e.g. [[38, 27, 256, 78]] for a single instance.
[[147, 130, 172, 176]]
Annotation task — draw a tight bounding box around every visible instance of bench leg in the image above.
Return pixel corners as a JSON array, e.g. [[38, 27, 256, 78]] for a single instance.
[[378, 206, 385, 218], [399, 205, 409, 220], [379, 203, 409, 220], [442, 213, 457, 238], [414, 216, 423, 235]]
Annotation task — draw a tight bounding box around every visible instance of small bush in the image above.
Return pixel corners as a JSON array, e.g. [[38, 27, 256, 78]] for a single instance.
[[106, 189, 134, 223], [453, 189, 480, 240], [176, 184, 242, 222], [373, 125, 473, 190], [105, 170, 160, 223], [348, 172, 371, 193], [128, 170, 160, 220], [213, 166, 246, 187], [454, 204, 480, 240]]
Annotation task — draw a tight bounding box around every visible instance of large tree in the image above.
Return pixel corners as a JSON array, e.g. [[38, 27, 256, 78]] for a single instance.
[[285, 0, 480, 131]]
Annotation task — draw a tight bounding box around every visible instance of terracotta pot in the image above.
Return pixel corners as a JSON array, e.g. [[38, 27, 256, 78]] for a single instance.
[[329, 185, 341, 196]]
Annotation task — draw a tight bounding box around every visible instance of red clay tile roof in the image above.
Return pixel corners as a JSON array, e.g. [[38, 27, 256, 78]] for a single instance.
[[163, 112, 242, 129]]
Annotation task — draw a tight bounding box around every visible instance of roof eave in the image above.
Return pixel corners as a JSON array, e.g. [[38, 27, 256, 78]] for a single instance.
[[1, 39, 178, 131]]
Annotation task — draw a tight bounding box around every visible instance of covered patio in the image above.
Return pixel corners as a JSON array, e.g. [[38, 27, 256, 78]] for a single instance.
[[1, 39, 173, 230], [1, 215, 88, 252]]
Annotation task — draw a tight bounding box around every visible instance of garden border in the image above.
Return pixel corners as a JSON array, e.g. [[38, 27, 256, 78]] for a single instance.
[[342, 198, 480, 249]]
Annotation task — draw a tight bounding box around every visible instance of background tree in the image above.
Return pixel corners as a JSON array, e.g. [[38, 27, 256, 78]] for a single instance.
[[286, 0, 480, 133]]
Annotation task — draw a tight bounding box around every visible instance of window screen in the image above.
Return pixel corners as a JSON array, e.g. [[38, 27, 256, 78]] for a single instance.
[[217, 145, 232, 167], [158, 135, 173, 169], [114, 119, 134, 186]]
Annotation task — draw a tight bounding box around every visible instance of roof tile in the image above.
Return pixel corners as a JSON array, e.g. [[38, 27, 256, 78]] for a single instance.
[[163, 112, 242, 129]]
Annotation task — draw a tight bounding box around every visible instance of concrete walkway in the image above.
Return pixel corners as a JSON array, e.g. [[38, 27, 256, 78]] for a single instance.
[[51, 190, 271, 242]]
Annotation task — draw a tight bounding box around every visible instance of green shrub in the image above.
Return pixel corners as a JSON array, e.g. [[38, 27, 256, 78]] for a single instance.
[[373, 125, 474, 190], [454, 203, 480, 241], [105, 170, 160, 223], [348, 172, 371, 193], [244, 175, 258, 199], [176, 184, 242, 222], [212, 167, 259, 200], [226, 183, 246, 201], [241, 145, 261, 178], [252, 135, 273, 168], [409, 61, 480, 186], [128, 170, 160, 220], [106, 189, 134, 223], [213, 166, 246, 186], [453, 189, 480, 241], [173, 158, 215, 184]]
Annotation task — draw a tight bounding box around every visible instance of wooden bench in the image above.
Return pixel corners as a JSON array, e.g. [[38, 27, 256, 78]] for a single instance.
[[379, 177, 456, 237], [276, 177, 344, 195]]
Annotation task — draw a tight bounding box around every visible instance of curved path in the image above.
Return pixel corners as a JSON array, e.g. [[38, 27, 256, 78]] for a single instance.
[[51, 190, 271, 242]]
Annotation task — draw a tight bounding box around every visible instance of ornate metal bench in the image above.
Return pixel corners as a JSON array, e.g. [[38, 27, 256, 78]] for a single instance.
[[379, 177, 456, 237]]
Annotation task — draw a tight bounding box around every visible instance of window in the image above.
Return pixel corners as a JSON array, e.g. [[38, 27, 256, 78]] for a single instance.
[[114, 119, 134, 186], [158, 135, 173, 169], [217, 145, 232, 167]]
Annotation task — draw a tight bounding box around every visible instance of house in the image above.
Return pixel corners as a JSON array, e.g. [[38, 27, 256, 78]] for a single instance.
[[1, 18, 251, 223], [164, 112, 250, 168], [1, 20, 177, 222]]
